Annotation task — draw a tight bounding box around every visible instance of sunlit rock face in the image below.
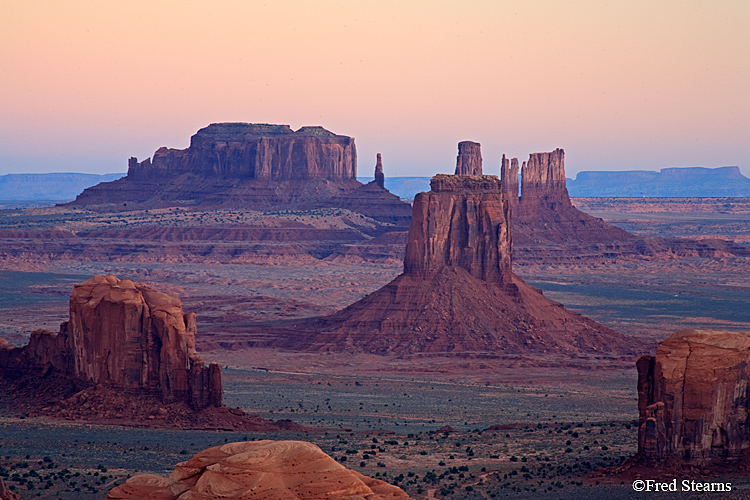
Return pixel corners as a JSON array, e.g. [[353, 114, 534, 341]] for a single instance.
[[127, 123, 357, 181], [0, 274, 221, 410], [637, 329, 750, 464], [106, 440, 413, 500]]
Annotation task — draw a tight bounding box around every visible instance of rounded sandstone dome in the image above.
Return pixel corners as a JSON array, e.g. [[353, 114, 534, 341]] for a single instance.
[[107, 440, 412, 500]]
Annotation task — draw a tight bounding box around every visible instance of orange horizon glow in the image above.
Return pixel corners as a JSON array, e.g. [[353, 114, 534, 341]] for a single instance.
[[1, 0, 748, 177]]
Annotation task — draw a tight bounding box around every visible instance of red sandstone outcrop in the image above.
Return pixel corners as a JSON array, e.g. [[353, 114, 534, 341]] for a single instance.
[[0, 477, 21, 500], [499, 148, 750, 262], [0, 274, 221, 410], [454, 141, 483, 175], [106, 440, 412, 500], [69, 123, 411, 227], [637, 329, 750, 464], [250, 144, 631, 355], [128, 123, 357, 181]]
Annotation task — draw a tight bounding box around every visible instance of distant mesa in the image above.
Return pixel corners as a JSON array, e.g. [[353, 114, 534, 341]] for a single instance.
[[70, 122, 411, 226], [106, 440, 412, 500], [637, 329, 750, 465], [568, 166, 750, 197], [250, 143, 633, 356], [0, 275, 302, 430]]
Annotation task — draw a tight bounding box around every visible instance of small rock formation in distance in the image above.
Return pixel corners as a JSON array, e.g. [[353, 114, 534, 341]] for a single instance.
[[106, 440, 412, 500], [637, 329, 750, 465]]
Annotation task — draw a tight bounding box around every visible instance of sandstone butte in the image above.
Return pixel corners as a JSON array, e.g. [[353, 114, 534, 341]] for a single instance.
[[637, 329, 750, 465], [69, 122, 411, 226], [498, 149, 750, 263], [106, 440, 412, 500], [0, 275, 305, 431], [250, 143, 633, 356]]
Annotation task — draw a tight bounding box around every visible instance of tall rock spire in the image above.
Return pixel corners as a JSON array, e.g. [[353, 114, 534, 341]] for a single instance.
[[374, 153, 385, 189]]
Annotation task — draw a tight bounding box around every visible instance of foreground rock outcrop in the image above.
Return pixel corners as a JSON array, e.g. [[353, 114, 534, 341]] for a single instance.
[[70, 123, 411, 226], [247, 144, 632, 356], [637, 329, 750, 465], [106, 440, 412, 500], [0, 274, 221, 409]]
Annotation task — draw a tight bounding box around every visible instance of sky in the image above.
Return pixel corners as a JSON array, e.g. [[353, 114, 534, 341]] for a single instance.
[[1, 0, 749, 178]]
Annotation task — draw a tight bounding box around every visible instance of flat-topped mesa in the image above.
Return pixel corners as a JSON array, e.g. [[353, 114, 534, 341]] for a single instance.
[[0, 274, 221, 410], [454, 141, 483, 175], [374, 153, 385, 189], [520, 148, 570, 206], [637, 329, 750, 465], [404, 173, 512, 284], [127, 122, 357, 182]]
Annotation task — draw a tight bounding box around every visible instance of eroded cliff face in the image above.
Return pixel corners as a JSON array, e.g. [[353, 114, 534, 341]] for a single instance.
[[637, 329, 750, 464], [106, 440, 412, 500], [128, 123, 357, 181], [520, 148, 569, 205], [498, 148, 637, 262], [404, 174, 511, 283], [0, 274, 221, 409], [454, 141, 483, 175]]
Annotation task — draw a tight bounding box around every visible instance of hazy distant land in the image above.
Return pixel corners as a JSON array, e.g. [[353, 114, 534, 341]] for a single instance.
[[0, 166, 746, 206]]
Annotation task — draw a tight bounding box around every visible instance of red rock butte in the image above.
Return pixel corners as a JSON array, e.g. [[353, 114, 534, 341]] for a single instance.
[[498, 148, 750, 263], [0, 274, 221, 410], [251, 143, 632, 356], [69, 123, 411, 226], [106, 440, 412, 500], [637, 329, 750, 465]]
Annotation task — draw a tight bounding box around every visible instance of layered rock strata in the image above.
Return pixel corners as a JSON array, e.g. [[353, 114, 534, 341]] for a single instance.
[[70, 123, 411, 226], [106, 440, 412, 500], [637, 329, 750, 465], [0, 274, 221, 409]]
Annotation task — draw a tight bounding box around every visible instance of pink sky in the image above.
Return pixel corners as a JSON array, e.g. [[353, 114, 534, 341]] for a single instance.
[[1, 1, 748, 178]]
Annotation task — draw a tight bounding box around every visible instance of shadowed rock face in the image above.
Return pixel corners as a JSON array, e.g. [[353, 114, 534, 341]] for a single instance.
[[637, 329, 750, 464], [106, 440, 412, 500], [0, 274, 221, 410], [374, 153, 385, 189]]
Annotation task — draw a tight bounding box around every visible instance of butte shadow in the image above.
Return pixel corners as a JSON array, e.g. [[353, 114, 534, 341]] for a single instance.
[[239, 144, 635, 358]]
